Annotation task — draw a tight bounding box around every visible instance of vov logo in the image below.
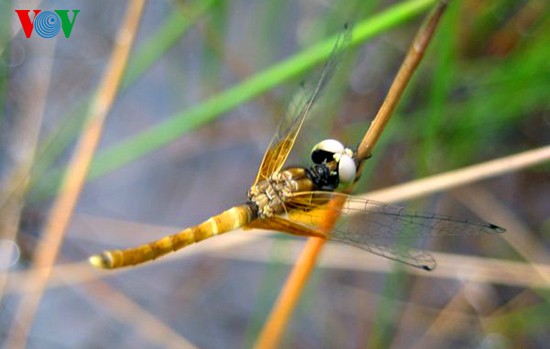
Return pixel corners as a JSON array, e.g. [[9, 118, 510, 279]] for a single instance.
[[15, 10, 80, 38]]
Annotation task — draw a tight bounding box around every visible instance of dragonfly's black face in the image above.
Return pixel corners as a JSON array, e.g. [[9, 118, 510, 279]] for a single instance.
[[305, 163, 339, 191]]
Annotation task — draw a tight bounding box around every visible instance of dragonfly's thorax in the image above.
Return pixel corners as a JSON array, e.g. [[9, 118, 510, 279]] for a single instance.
[[247, 164, 339, 219], [248, 167, 315, 219]]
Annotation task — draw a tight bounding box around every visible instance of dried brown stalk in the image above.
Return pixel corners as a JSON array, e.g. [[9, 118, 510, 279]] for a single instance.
[[3, 1, 146, 348]]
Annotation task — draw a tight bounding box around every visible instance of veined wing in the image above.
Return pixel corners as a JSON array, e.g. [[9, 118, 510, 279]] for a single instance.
[[253, 192, 505, 271], [252, 26, 352, 186]]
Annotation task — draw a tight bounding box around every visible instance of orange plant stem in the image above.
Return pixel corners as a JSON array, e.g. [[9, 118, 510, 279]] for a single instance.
[[253, 237, 326, 348], [254, 194, 347, 349], [254, 2, 450, 348]]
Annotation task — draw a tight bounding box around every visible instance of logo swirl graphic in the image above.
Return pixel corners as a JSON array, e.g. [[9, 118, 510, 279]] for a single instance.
[[34, 11, 61, 38]]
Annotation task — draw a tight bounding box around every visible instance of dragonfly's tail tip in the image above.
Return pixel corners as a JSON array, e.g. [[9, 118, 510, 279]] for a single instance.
[[89, 253, 113, 269]]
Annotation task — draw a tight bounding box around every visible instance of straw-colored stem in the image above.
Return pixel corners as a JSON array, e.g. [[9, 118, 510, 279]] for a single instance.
[[357, 145, 550, 203], [83, 282, 198, 348], [254, 2, 450, 349], [356, 0, 449, 161], [3, 1, 145, 348], [3, 145, 548, 296]]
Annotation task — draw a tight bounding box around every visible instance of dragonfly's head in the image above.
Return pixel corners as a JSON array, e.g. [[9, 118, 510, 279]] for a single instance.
[[311, 139, 357, 186]]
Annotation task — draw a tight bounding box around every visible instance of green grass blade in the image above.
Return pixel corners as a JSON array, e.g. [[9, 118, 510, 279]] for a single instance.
[[121, 0, 215, 89], [30, 0, 437, 201]]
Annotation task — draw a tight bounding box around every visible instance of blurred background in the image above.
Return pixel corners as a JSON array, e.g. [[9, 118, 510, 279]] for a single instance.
[[1, 0, 549, 348]]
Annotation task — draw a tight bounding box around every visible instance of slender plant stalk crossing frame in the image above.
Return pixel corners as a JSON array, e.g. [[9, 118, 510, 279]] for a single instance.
[[254, 1, 451, 348]]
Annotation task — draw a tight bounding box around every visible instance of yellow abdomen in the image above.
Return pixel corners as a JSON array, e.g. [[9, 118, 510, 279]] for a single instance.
[[89, 205, 252, 269]]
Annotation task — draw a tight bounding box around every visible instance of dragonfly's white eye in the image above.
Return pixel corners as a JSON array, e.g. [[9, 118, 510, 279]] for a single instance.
[[311, 139, 345, 164], [338, 153, 356, 184]]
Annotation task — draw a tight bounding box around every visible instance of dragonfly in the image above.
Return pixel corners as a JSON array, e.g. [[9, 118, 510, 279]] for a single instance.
[[89, 27, 504, 270]]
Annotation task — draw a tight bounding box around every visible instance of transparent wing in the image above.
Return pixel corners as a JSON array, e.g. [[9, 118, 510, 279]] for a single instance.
[[257, 192, 505, 271], [252, 25, 352, 186]]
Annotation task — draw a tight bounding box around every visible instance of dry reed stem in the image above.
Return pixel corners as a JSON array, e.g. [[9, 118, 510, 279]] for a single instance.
[[254, 2, 450, 348], [6, 238, 550, 296], [217, 242, 550, 289], [454, 186, 550, 283], [408, 278, 513, 349], [5, 145, 548, 295], [4, 1, 146, 348], [357, 0, 449, 161], [356, 146, 550, 203], [409, 289, 471, 349], [423, 282, 503, 349], [338, 283, 483, 338], [83, 282, 198, 349], [400, 187, 548, 349], [484, 288, 538, 319]]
